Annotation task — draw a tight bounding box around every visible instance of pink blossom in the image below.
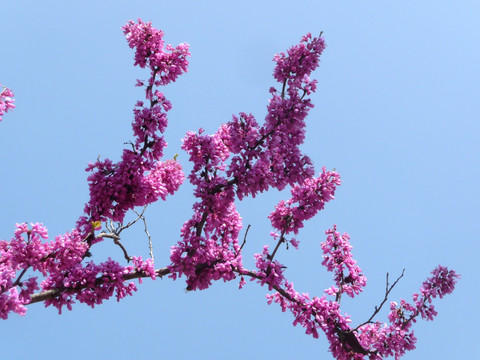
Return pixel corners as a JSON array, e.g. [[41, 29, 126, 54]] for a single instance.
[[0, 20, 192, 318], [321, 226, 367, 298], [0, 85, 15, 122], [290, 238, 300, 249]]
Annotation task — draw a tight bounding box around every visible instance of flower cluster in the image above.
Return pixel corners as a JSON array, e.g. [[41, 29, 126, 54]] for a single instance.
[[0, 223, 47, 319], [167, 124, 244, 291], [264, 227, 458, 359], [0, 85, 15, 122], [84, 20, 189, 225], [269, 168, 341, 235], [253, 246, 286, 290], [84, 152, 184, 223], [123, 19, 189, 86], [169, 33, 327, 290], [224, 33, 326, 200], [256, 225, 364, 358], [0, 223, 157, 317], [347, 266, 460, 359], [169, 198, 243, 291], [273, 33, 326, 85], [0, 223, 90, 318], [386, 266, 459, 330], [131, 94, 170, 163], [322, 226, 367, 298], [42, 256, 156, 313], [44, 259, 126, 313], [142, 160, 185, 203], [0, 20, 189, 317]]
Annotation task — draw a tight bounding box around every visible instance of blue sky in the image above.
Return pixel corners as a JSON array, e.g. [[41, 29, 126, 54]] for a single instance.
[[1, 1, 478, 359]]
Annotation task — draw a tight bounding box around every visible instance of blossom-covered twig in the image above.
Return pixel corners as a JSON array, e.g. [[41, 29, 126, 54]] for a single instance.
[[0, 21, 459, 360], [0, 19, 187, 317]]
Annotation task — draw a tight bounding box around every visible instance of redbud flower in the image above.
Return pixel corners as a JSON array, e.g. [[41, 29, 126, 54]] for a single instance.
[[0, 85, 15, 122]]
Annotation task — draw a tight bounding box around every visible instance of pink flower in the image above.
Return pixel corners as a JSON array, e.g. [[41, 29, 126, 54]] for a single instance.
[[0, 85, 15, 122]]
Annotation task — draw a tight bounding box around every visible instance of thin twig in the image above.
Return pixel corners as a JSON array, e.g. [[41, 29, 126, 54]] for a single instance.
[[281, 79, 287, 99], [195, 211, 209, 237], [96, 232, 120, 240], [118, 205, 148, 235], [353, 269, 405, 331], [133, 208, 154, 261], [268, 224, 289, 261], [11, 267, 29, 288], [268, 234, 285, 261], [402, 293, 429, 329], [94, 231, 132, 261], [237, 224, 250, 256], [335, 273, 343, 305], [114, 237, 132, 262]]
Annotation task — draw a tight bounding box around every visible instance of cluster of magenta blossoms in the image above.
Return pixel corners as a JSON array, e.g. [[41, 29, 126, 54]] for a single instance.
[[81, 19, 189, 226], [352, 266, 459, 359], [0, 19, 186, 317], [0, 85, 15, 122], [169, 32, 327, 290], [322, 226, 367, 298], [0, 20, 459, 360]]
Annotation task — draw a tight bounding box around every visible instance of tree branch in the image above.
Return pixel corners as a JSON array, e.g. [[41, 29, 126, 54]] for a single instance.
[[268, 229, 287, 261], [353, 269, 405, 331], [236, 224, 250, 257], [28, 266, 171, 305], [118, 205, 148, 235], [132, 208, 154, 260]]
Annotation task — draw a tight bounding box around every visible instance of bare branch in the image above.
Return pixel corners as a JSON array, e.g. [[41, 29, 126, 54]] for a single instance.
[[195, 211, 208, 237], [236, 224, 250, 256], [353, 269, 405, 331], [96, 232, 120, 240], [118, 205, 148, 235], [114, 237, 132, 262], [281, 79, 287, 99], [95, 231, 131, 261], [268, 227, 288, 261], [11, 267, 29, 288], [133, 208, 154, 260]]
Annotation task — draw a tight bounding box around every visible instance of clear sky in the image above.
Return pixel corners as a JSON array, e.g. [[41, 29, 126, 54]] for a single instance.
[[1, 1, 478, 359]]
